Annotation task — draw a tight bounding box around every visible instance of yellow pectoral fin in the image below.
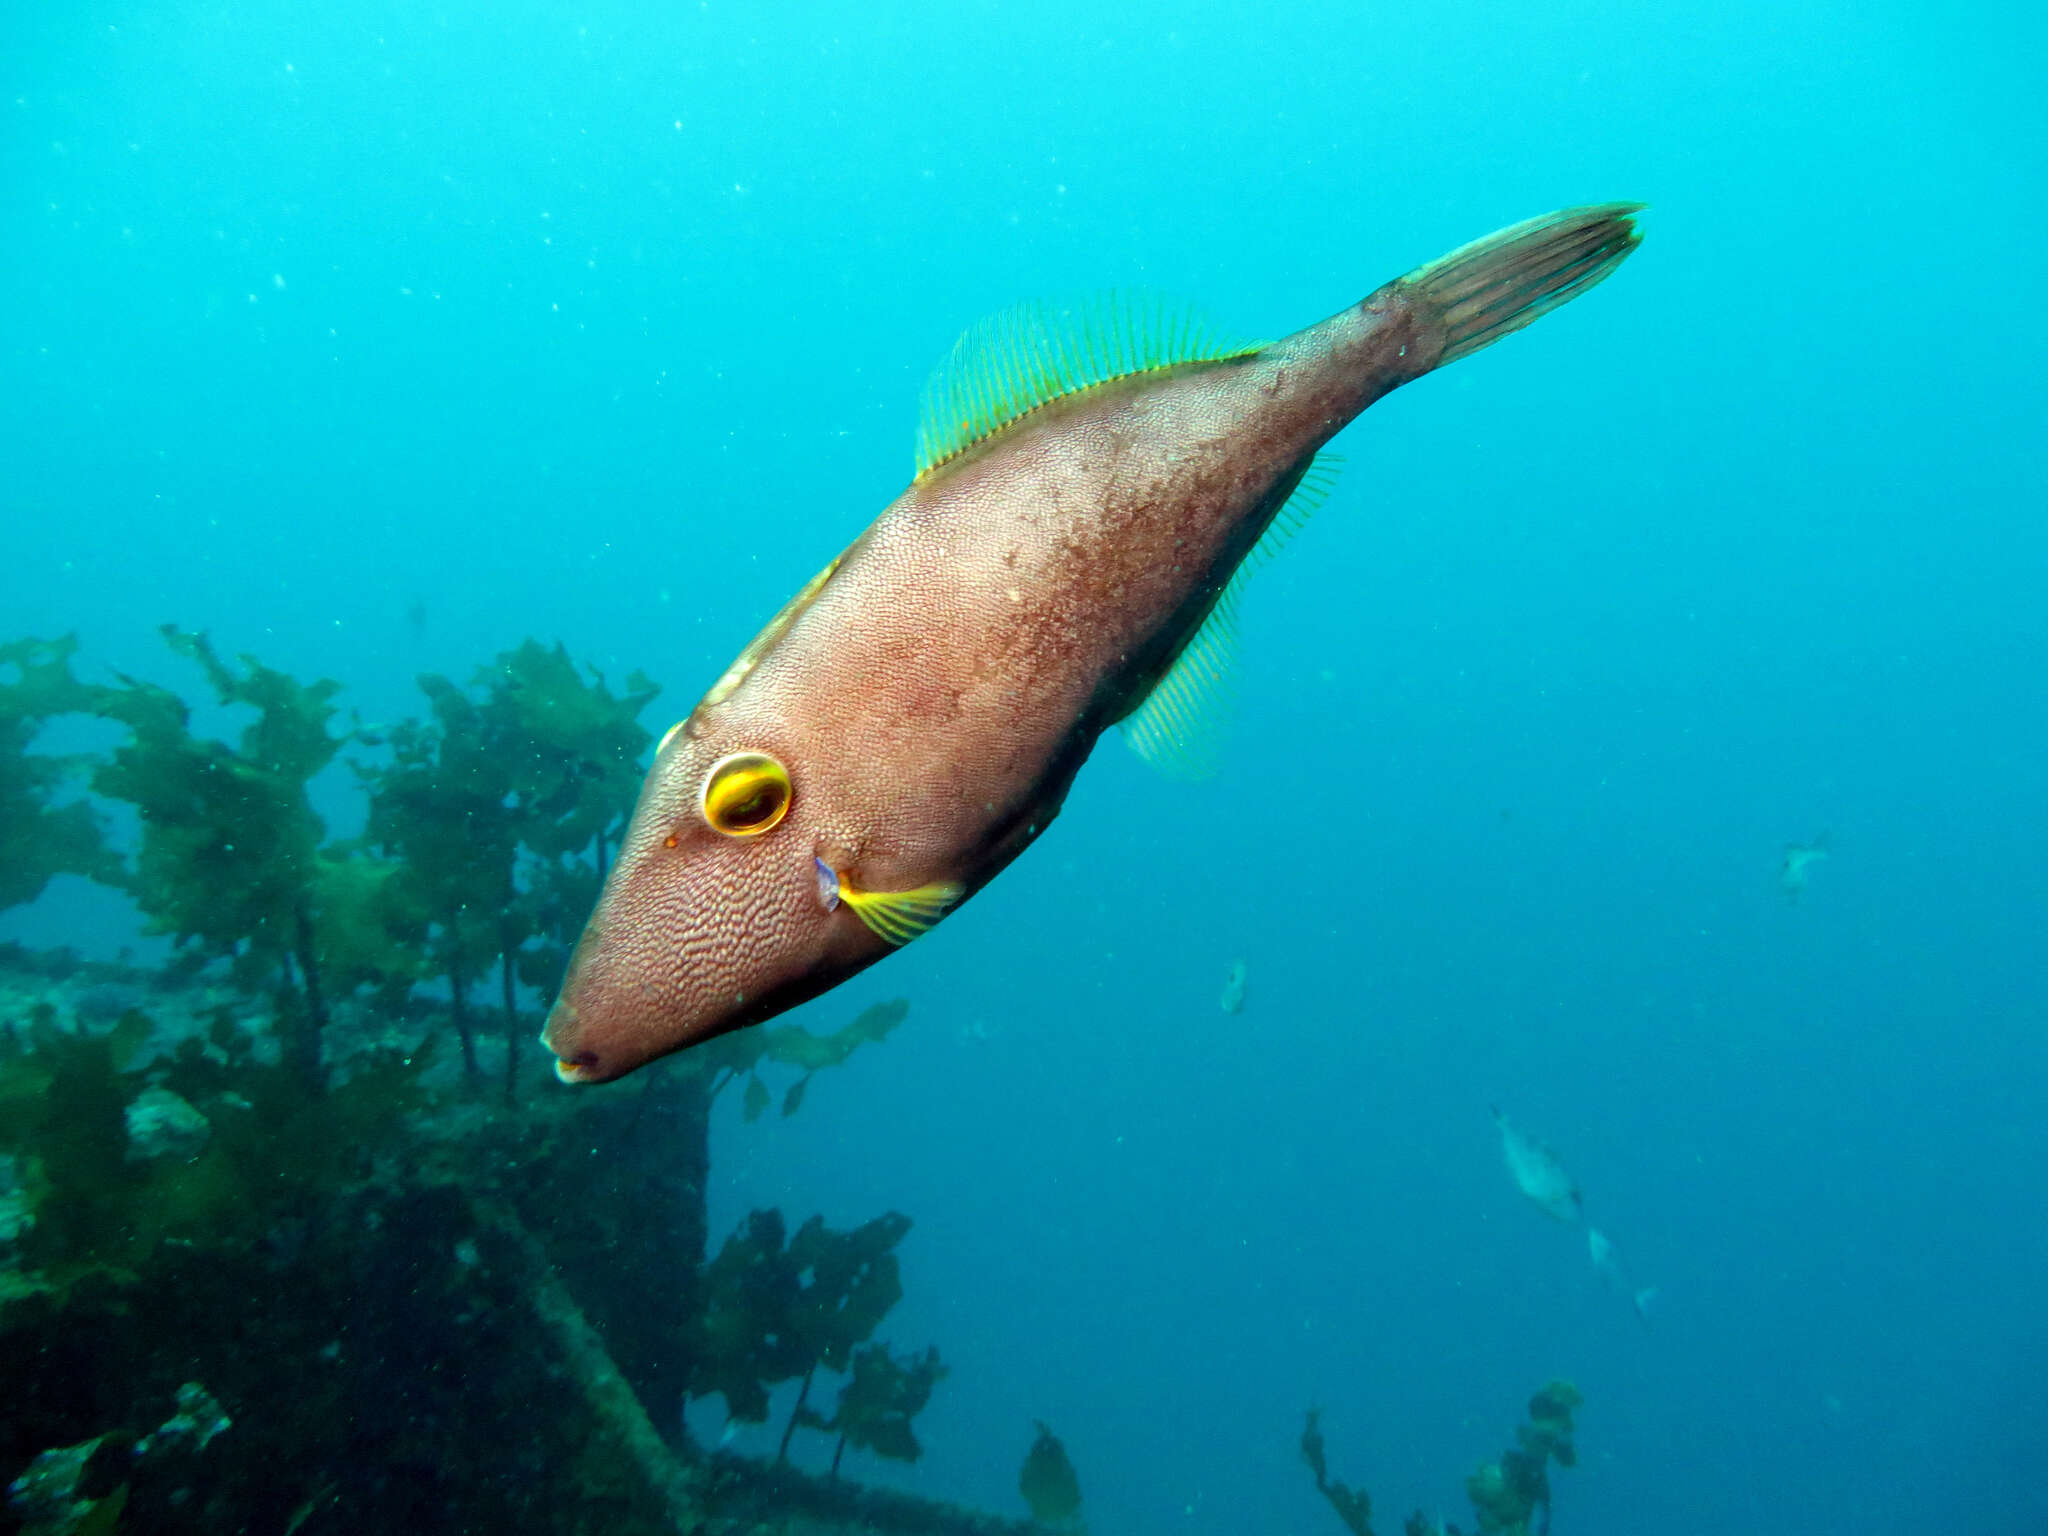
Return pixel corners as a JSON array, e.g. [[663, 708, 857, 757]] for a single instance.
[[839, 877, 965, 946]]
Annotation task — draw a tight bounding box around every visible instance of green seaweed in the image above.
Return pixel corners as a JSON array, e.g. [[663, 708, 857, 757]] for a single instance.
[[89, 629, 418, 1088], [361, 642, 657, 1099], [1463, 1382, 1581, 1536], [804, 1342, 947, 1473], [475, 638, 657, 865], [1301, 1407, 1373, 1536], [0, 997, 435, 1303], [693, 1204, 922, 1464], [361, 679, 523, 1088], [1303, 1384, 1583, 1536], [0, 637, 121, 914], [701, 996, 912, 1119], [303, 842, 430, 1016]]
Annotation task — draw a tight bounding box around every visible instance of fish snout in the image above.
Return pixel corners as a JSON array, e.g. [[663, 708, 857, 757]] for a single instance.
[[539, 999, 609, 1085]]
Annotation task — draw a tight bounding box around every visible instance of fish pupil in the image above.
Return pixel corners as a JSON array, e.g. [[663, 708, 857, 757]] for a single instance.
[[721, 779, 783, 828]]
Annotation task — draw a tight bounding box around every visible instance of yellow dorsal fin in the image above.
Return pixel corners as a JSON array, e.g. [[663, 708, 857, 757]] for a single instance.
[[1119, 451, 1343, 780], [914, 294, 1264, 479], [839, 876, 965, 946]]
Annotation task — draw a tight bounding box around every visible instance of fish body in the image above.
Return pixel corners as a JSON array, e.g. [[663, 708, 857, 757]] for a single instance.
[[1587, 1225, 1615, 1270], [1219, 960, 1249, 1015], [1493, 1106, 1584, 1223], [1588, 1226, 1657, 1322], [1780, 836, 1830, 901], [1019, 1419, 1084, 1525], [545, 206, 1643, 1083]]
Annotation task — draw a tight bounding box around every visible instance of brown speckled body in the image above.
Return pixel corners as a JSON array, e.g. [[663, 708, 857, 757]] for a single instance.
[[542, 202, 1642, 1081], [545, 291, 1435, 1082]]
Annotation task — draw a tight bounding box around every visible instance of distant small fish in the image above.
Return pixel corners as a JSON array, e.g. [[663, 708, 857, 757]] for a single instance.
[[1492, 1106, 1583, 1223], [1019, 1420, 1083, 1527], [1779, 835, 1830, 901], [1587, 1224, 1615, 1267], [1218, 959, 1248, 1015], [1588, 1226, 1657, 1323]]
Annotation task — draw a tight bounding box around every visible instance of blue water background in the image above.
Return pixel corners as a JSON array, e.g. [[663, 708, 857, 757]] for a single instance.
[[6, 1, 2046, 1532]]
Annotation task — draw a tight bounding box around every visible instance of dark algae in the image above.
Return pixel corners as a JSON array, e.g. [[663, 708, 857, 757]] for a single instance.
[[1301, 1406, 1374, 1536], [1462, 1382, 1582, 1536], [1300, 1383, 1585, 1536], [88, 628, 408, 1092], [808, 1342, 949, 1474], [358, 639, 655, 1099], [0, 638, 122, 915]]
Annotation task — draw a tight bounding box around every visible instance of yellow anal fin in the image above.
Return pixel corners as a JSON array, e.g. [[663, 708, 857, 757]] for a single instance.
[[840, 877, 965, 946], [1121, 581, 1241, 781], [1242, 452, 1341, 570], [1120, 451, 1342, 780]]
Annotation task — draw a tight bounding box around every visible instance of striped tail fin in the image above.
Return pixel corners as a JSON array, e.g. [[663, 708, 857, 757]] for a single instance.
[[1400, 203, 1644, 366]]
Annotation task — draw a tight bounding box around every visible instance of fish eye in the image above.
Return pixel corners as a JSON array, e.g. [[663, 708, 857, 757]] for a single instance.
[[700, 751, 792, 837]]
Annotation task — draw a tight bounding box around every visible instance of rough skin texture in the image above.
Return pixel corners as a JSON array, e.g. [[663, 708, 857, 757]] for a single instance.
[[543, 204, 1639, 1082]]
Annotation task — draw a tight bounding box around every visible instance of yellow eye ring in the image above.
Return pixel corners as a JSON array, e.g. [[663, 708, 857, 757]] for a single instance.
[[700, 751, 792, 838]]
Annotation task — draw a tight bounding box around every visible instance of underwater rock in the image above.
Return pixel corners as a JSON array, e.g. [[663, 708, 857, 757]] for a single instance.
[[0, 1151, 34, 1247], [5, 1387, 230, 1536], [471, 1193, 707, 1531], [5, 1435, 124, 1536], [135, 1381, 231, 1456], [122, 1085, 210, 1162], [69, 982, 145, 1027]]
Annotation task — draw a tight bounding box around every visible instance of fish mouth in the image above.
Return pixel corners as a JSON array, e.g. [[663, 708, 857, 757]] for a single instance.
[[541, 997, 604, 1084]]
